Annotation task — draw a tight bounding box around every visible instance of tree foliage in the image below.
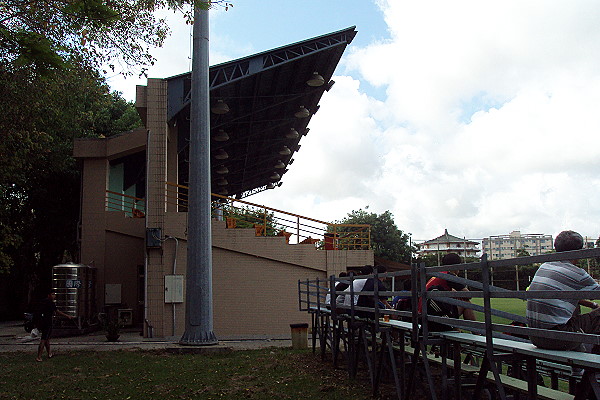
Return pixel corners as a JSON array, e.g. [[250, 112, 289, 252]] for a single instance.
[[0, 0, 232, 75], [0, 58, 141, 317], [336, 208, 413, 264]]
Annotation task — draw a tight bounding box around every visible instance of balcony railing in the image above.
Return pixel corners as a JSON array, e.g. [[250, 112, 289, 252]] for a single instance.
[[165, 181, 370, 250], [105, 190, 145, 218]]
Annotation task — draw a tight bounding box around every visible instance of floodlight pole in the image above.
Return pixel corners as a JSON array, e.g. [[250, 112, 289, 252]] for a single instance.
[[180, 5, 218, 345]]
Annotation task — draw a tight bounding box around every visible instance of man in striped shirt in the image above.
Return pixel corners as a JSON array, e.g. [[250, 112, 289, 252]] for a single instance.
[[526, 230, 600, 351]]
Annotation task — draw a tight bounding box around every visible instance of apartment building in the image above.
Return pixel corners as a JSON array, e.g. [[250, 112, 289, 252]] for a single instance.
[[481, 231, 553, 260]]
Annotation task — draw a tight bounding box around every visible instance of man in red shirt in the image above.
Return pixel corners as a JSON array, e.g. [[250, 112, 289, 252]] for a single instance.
[[420, 253, 476, 331]]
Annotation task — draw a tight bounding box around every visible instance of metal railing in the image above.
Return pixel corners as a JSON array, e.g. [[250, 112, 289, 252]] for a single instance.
[[105, 190, 145, 217], [164, 181, 370, 249]]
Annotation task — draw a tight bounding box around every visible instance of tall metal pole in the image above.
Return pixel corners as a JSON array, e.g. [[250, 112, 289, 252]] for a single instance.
[[180, 5, 217, 346]]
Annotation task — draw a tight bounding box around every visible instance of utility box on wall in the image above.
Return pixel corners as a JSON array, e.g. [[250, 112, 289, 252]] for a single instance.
[[146, 228, 162, 248], [105, 283, 122, 304], [164, 275, 184, 303]]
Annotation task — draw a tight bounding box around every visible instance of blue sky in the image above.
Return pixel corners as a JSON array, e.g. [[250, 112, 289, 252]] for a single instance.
[[108, 1, 600, 243]]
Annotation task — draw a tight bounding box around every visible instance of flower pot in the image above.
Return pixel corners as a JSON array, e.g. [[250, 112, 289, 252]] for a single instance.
[[106, 333, 120, 342]]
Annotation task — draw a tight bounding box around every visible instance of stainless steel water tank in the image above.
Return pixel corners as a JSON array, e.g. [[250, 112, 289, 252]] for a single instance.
[[52, 264, 96, 324]]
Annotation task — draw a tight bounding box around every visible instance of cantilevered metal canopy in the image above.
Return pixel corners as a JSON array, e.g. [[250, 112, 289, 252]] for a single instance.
[[167, 26, 357, 199]]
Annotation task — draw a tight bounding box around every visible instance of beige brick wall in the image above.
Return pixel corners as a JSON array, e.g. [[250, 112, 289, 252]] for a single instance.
[[144, 218, 373, 339]]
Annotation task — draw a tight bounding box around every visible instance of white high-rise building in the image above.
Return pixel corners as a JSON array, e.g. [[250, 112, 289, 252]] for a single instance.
[[481, 231, 553, 260]]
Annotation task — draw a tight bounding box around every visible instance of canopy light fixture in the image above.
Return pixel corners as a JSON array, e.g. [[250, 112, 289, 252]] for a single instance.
[[218, 188, 228, 195], [274, 160, 285, 169], [216, 165, 229, 174], [211, 99, 230, 115], [213, 129, 229, 142], [279, 146, 291, 156], [286, 128, 299, 139], [216, 177, 228, 186], [306, 72, 325, 87], [270, 172, 281, 181], [214, 149, 229, 160], [294, 106, 310, 119]]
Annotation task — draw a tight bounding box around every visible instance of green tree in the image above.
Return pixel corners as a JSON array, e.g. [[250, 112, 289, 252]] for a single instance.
[[0, 0, 232, 75], [516, 247, 531, 258], [336, 208, 413, 263], [0, 58, 141, 317]]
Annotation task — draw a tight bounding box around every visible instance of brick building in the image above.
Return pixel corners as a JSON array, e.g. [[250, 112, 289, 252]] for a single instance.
[[73, 28, 373, 339]]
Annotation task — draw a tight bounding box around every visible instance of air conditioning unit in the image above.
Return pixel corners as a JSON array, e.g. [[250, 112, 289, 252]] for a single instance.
[[117, 308, 133, 327]]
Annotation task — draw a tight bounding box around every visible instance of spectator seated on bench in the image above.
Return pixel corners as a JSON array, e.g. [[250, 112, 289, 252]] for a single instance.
[[325, 271, 349, 308], [391, 279, 412, 313], [338, 265, 392, 319], [419, 252, 477, 332], [527, 230, 600, 352]]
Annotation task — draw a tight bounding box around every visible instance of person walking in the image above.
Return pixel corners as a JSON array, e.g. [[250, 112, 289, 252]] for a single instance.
[[36, 291, 74, 362]]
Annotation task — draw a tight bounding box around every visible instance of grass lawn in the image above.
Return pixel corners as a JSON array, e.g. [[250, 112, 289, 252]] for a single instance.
[[471, 297, 526, 324], [0, 348, 377, 400]]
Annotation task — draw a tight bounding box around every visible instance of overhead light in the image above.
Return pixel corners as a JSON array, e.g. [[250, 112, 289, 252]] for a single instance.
[[274, 160, 285, 169], [306, 72, 325, 87], [218, 188, 228, 195], [216, 177, 228, 186], [270, 172, 281, 181], [213, 129, 229, 142], [211, 99, 230, 115], [279, 146, 291, 156], [216, 165, 229, 174], [294, 106, 310, 118], [215, 149, 229, 160], [285, 128, 299, 139]]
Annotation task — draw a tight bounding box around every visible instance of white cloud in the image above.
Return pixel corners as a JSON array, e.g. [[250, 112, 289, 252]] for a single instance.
[[259, 0, 600, 243], [106, 1, 600, 244]]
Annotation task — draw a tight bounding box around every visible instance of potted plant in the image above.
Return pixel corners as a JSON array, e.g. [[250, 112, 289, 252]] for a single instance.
[[105, 317, 120, 342]]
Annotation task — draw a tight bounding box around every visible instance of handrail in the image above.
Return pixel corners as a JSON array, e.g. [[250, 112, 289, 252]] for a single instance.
[[164, 181, 371, 250], [105, 190, 145, 217]]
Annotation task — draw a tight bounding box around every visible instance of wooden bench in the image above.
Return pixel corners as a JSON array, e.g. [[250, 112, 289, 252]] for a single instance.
[[417, 249, 600, 400], [300, 248, 600, 400], [437, 331, 599, 400]]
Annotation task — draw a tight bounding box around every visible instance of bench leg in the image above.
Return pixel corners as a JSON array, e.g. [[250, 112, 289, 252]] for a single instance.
[[406, 342, 439, 400], [373, 329, 403, 400], [525, 357, 538, 400], [574, 370, 600, 400], [472, 354, 508, 400], [332, 318, 340, 367], [311, 312, 318, 354], [319, 314, 328, 360]]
